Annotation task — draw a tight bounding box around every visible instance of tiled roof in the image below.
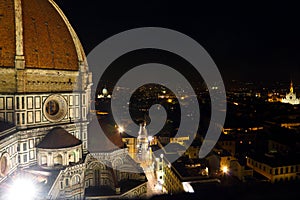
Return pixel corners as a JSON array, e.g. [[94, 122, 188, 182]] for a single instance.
[[0, 0, 15, 67], [37, 127, 81, 149], [0, 0, 79, 70]]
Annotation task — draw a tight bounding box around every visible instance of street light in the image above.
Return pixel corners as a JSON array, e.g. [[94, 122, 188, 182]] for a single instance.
[[118, 126, 124, 133], [148, 136, 153, 141], [7, 178, 37, 200], [222, 166, 228, 174]]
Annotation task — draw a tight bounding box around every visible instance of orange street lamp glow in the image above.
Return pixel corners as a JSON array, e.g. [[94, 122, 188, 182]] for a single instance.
[[118, 126, 124, 133], [222, 166, 228, 174]]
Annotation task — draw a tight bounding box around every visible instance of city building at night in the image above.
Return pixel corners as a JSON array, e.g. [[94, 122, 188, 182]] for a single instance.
[[230, 159, 253, 182], [246, 126, 300, 183], [281, 81, 300, 105], [247, 154, 300, 183], [217, 134, 236, 156], [153, 152, 213, 194]]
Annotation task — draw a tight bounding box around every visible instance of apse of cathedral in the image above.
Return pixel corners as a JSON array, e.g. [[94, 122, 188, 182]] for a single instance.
[[0, 0, 147, 199]]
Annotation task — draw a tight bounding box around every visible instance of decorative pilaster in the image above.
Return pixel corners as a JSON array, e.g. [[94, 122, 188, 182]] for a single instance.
[[48, 152, 53, 167], [14, 0, 25, 69], [64, 152, 68, 166]]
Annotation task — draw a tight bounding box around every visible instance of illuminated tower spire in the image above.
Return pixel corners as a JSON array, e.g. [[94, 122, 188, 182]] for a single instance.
[[290, 80, 294, 94], [137, 122, 149, 162], [281, 79, 299, 105]]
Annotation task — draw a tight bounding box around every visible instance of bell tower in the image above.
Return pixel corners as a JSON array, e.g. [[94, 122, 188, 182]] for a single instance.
[[137, 122, 150, 162]]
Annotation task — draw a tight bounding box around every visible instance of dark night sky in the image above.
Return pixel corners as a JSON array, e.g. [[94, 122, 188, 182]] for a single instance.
[[55, 1, 300, 84]]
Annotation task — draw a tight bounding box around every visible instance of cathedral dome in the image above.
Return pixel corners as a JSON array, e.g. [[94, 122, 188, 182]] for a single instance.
[[0, 0, 85, 70], [0, 0, 89, 93]]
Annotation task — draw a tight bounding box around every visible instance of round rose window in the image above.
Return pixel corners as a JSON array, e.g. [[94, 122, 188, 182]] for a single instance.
[[45, 100, 60, 116], [43, 95, 68, 122]]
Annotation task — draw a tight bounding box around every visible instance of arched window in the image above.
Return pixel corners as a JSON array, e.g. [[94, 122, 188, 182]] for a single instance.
[[72, 175, 80, 186], [54, 154, 63, 166], [112, 158, 123, 169], [69, 152, 76, 164], [41, 155, 47, 166]]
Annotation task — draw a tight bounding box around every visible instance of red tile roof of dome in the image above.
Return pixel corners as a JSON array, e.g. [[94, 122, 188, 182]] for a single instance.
[[0, 0, 82, 70]]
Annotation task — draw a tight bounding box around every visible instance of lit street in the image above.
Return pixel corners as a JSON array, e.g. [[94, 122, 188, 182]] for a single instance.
[[141, 162, 164, 198]]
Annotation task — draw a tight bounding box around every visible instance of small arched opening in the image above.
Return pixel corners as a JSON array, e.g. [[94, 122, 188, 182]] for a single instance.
[[72, 175, 81, 186], [69, 152, 76, 165], [41, 155, 47, 166], [54, 154, 63, 166]]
